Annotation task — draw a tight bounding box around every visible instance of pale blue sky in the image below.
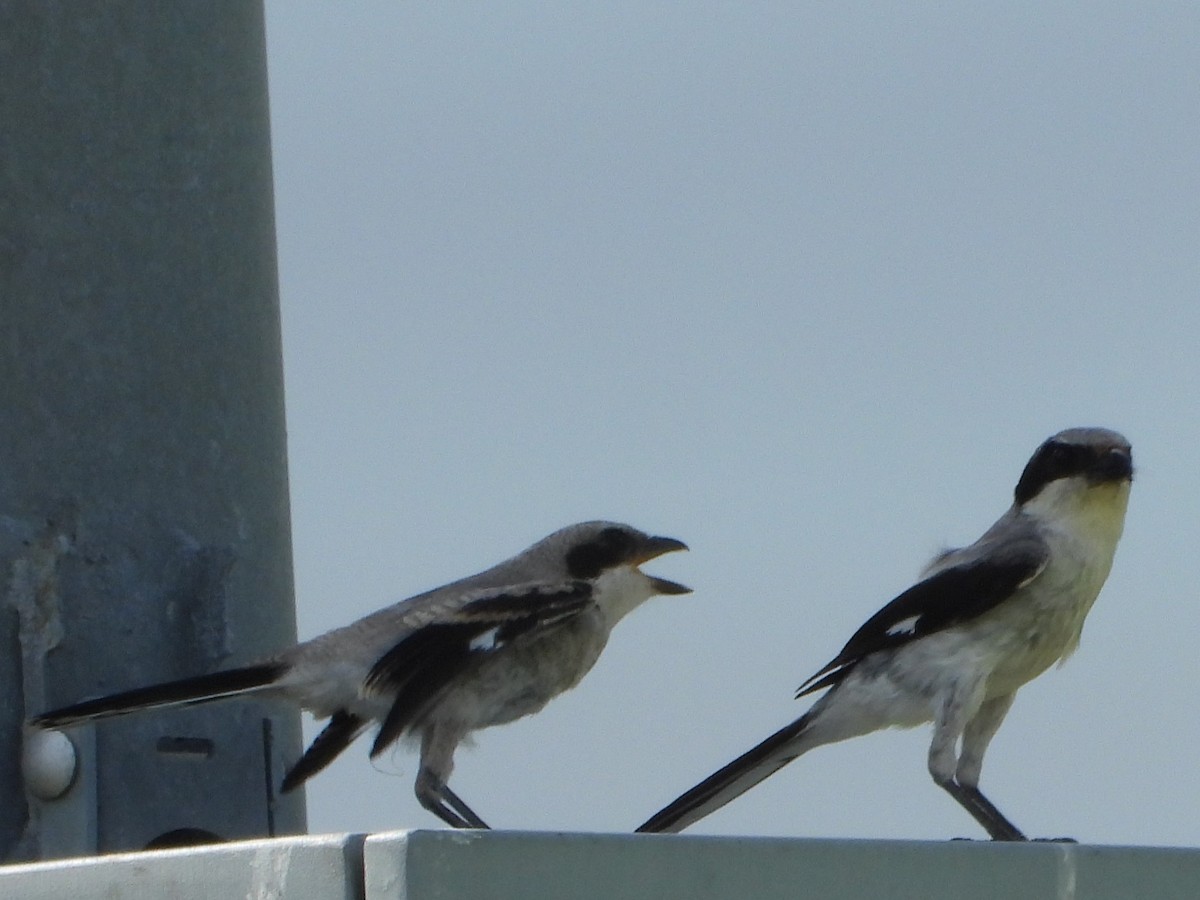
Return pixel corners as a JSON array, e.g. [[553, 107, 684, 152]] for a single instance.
[[263, 3, 1200, 846]]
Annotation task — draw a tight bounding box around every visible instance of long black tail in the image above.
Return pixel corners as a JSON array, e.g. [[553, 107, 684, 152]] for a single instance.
[[31, 663, 287, 728], [636, 711, 814, 834]]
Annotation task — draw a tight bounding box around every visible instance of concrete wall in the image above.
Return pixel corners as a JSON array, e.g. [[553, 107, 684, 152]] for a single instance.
[[2, 832, 1198, 899]]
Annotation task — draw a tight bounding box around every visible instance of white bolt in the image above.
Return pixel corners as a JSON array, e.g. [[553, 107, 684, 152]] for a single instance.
[[22, 728, 77, 800]]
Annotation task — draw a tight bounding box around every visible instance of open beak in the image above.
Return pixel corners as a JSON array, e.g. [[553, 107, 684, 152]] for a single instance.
[[635, 535, 691, 596], [648, 576, 692, 595]]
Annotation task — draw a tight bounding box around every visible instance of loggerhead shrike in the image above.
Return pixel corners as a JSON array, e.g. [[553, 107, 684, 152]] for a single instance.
[[638, 427, 1132, 840], [32, 520, 689, 829]]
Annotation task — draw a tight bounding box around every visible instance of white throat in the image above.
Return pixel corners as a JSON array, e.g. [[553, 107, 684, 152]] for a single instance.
[[1022, 475, 1130, 553], [591, 566, 658, 628]]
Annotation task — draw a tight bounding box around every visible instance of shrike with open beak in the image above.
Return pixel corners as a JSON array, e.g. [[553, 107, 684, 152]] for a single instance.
[[33, 520, 690, 829]]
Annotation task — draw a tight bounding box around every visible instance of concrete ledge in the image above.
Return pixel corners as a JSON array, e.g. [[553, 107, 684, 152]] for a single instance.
[[365, 831, 1200, 900], [0, 832, 361, 900], [3, 831, 1199, 899]]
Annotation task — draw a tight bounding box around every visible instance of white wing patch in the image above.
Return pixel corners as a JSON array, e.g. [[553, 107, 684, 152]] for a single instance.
[[469, 627, 501, 652], [886, 615, 922, 637]]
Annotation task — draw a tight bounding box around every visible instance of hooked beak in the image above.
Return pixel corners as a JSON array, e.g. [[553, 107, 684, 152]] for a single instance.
[[635, 535, 691, 596], [1092, 446, 1134, 484]]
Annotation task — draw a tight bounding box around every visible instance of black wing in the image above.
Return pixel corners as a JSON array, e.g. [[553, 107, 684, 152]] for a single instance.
[[280, 710, 369, 793], [797, 541, 1048, 697], [364, 580, 594, 756]]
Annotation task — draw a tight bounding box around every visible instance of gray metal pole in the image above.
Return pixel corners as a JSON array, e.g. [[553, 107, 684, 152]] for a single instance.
[[0, 2, 306, 859]]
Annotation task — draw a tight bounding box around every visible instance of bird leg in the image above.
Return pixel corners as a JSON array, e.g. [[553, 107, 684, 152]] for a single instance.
[[939, 779, 1026, 841], [929, 690, 1026, 841], [439, 782, 491, 829], [415, 767, 490, 829], [943, 693, 1030, 841]]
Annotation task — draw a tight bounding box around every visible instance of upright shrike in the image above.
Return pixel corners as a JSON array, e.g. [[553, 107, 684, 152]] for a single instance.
[[638, 428, 1132, 840], [32, 521, 690, 829]]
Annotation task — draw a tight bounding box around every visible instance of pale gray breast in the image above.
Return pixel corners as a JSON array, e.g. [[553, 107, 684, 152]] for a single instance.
[[425, 608, 609, 730]]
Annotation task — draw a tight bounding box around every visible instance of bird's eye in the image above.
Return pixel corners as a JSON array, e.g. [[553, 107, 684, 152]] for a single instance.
[[565, 527, 636, 579], [1013, 439, 1086, 504], [598, 527, 634, 556], [1046, 442, 1082, 473]]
